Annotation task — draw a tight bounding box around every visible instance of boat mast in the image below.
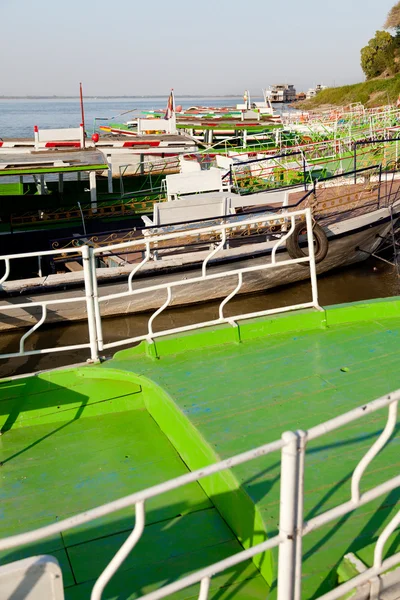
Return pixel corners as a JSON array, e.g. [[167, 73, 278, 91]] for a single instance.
[[80, 82, 86, 149]]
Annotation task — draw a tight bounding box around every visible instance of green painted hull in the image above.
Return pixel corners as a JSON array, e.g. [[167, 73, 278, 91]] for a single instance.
[[0, 298, 400, 598]]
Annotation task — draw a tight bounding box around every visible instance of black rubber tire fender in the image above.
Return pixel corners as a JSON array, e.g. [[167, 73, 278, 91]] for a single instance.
[[286, 221, 328, 265]]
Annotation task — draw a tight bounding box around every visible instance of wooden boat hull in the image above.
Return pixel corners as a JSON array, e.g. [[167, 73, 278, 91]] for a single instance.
[[0, 208, 395, 332]]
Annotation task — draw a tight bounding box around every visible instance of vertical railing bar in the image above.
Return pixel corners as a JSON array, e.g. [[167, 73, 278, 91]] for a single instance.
[[148, 287, 173, 339], [0, 258, 10, 286], [219, 273, 243, 320], [128, 241, 151, 293], [277, 431, 300, 600], [82, 244, 100, 362], [271, 215, 296, 264], [202, 229, 226, 278], [294, 430, 307, 600], [374, 508, 400, 569], [89, 246, 104, 353], [19, 304, 47, 354], [91, 501, 146, 600], [305, 208, 321, 310], [351, 401, 398, 503], [198, 576, 211, 600]]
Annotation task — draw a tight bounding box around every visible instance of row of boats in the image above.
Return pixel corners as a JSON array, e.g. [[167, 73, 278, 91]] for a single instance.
[[1, 93, 400, 331], [1, 92, 400, 600]]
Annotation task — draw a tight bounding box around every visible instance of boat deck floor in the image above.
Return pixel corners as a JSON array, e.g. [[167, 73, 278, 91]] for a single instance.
[[0, 382, 268, 599], [1, 303, 400, 598], [107, 305, 400, 598]]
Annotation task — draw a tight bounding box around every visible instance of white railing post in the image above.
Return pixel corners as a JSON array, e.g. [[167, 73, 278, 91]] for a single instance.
[[305, 208, 320, 310], [82, 245, 100, 362], [89, 246, 104, 353], [277, 431, 300, 600], [294, 430, 307, 600], [198, 577, 211, 600], [107, 154, 113, 193]]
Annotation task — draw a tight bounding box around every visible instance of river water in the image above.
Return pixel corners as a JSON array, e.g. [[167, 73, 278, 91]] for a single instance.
[[0, 96, 296, 138], [0, 99, 399, 378]]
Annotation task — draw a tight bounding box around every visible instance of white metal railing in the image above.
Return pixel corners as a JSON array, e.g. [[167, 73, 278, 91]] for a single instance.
[[0, 208, 320, 363], [0, 244, 101, 361], [94, 207, 320, 351], [0, 390, 398, 600]]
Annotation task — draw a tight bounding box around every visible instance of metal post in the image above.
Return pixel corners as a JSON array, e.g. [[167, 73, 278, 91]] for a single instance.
[[77, 202, 87, 236], [37, 255, 42, 278], [353, 142, 357, 184], [80, 82, 86, 150], [89, 246, 104, 353], [305, 208, 320, 309], [58, 173, 64, 194], [277, 431, 300, 600], [89, 171, 97, 213], [82, 245, 99, 362], [378, 165, 382, 209], [40, 174, 45, 195], [294, 431, 307, 600], [303, 154, 307, 192], [107, 155, 113, 193]]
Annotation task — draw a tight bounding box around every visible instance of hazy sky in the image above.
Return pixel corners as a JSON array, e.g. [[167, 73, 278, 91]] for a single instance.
[[1, 0, 397, 96]]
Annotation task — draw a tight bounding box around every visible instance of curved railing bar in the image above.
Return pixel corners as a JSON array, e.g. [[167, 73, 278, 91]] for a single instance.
[[91, 501, 145, 600], [19, 305, 47, 354], [271, 215, 296, 264], [201, 229, 227, 278], [0, 258, 10, 286], [128, 241, 151, 292], [351, 401, 398, 502], [95, 209, 308, 255], [148, 287, 173, 340], [198, 577, 211, 600], [374, 509, 400, 569], [219, 272, 243, 320]]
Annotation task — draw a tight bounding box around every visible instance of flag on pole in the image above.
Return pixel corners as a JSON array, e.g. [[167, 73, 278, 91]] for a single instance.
[[164, 89, 175, 120]]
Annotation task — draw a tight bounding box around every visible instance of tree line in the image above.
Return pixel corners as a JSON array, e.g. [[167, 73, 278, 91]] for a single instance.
[[361, 2, 400, 79]]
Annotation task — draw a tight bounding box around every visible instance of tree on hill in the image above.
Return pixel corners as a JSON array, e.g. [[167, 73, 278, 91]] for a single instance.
[[385, 1, 400, 35], [361, 30, 396, 79]]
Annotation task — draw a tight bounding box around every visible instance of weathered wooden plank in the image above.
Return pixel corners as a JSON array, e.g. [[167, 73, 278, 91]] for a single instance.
[[67, 509, 235, 584], [64, 541, 268, 600]]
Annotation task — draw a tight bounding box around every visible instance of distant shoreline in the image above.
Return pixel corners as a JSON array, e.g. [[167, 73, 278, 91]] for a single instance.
[[0, 95, 241, 100]]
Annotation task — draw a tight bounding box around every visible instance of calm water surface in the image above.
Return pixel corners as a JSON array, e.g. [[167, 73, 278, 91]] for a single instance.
[[0, 97, 296, 138]]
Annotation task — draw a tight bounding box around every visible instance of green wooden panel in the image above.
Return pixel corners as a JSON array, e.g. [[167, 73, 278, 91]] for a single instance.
[[326, 297, 400, 326], [0, 372, 142, 431], [65, 541, 268, 599], [67, 509, 236, 584], [0, 182, 24, 196], [0, 409, 211, 559]]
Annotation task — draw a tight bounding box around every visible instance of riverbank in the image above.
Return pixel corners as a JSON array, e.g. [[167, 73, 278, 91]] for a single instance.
[[297, 74, 400, 109]]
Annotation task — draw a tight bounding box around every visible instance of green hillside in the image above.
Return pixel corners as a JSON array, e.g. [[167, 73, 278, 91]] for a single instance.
[[299, 75, 400, 109]]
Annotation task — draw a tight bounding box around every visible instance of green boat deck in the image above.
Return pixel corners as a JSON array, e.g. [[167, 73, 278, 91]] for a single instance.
[[1, 298, 400, 598]]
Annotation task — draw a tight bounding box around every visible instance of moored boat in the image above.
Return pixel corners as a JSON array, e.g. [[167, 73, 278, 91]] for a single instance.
[[1, 166, 399, 332]]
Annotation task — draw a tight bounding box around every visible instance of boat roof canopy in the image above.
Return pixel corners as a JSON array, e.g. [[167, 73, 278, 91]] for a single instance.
[[0, 149, 108, 177]]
